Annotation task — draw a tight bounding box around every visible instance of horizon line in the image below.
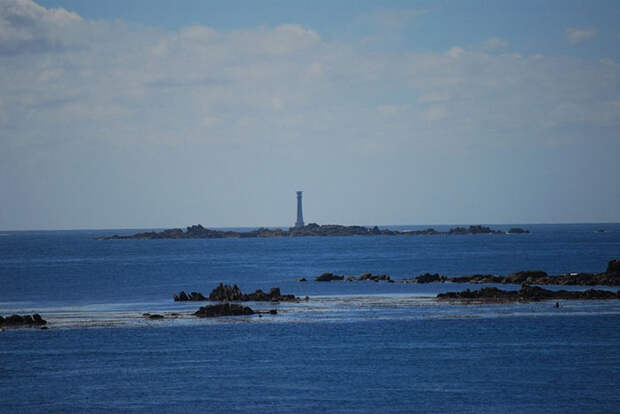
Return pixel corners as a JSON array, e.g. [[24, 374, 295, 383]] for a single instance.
[[2, 220, 619, 233]]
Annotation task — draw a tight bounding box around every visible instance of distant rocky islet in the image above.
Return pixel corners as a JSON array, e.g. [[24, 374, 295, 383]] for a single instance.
[[98, 224, 528, 240]]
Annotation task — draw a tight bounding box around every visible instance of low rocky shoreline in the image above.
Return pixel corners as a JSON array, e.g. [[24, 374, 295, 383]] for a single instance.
[[437, 285, 620, 303], [302, 259, 620, 286], [98, 224, 527, 240]]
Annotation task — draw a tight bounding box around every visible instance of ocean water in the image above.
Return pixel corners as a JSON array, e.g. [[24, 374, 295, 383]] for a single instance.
[[1, 223, 619, 413]]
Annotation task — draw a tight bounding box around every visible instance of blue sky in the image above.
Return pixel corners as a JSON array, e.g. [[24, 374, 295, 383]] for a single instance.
[[1, 0, 619, 229]]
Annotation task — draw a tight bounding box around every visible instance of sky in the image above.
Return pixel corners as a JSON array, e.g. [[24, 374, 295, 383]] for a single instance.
[[1, 0, 619, 230]]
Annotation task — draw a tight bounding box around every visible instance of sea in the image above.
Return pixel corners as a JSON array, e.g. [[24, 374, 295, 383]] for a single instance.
[[1, 223, 619, 413]]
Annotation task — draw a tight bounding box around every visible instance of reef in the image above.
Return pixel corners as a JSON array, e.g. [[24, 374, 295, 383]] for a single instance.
[[314, 272, 394, 282], [98, 224, 521, 240], [305, 259, 620, 286], [437, 285, 620, 303], [194, 303, 256, 318], [174, 284, 298, 302], [406, 259, 620, 286]]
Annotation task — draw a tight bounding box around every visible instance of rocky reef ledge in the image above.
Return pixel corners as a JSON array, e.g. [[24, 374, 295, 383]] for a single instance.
[[407, 259, 620, 286], [302, 259, 620, 286], [98, 224, 525, 240], [174, 284, 301, 302], [0, 314, 47, 329], [437, 285, 620, 303], [314, 272, 394, 282], [194, 303, 256, 318]]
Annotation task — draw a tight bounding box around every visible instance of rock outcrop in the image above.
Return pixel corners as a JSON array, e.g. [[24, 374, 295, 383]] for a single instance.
[[403, 273, 448, 284], [315, 273, 345, 282], [175, 284, 298, 302], [314, 272, 393, 282], [194, 303, 255, 318], [437, 285, 620, 303], [411, 259, 620, 286], [346, 273, 393, 282], [0, 314, 47, 328]]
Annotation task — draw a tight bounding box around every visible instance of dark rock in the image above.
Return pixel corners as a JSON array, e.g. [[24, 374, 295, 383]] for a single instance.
[[440, 260, 620, 286], [269, 309, 277, 315], [297, 277, 307, 282], [607, 259, 620, 274], [326, 272, 392, 282], [148, 314, 165, 320], [209, 283, 245, 301], [195, 284, 299, 302], [32, 314, 45, 324], [413, 273, 446, 283], [194, 303, 255, 318], [0, 314, 47, 327], [437, 285, 620, 302], [507, 227, 529, 234], [449, 225, 503, 235], [503, 271, 548, 284], [315, 272, 344, 282]]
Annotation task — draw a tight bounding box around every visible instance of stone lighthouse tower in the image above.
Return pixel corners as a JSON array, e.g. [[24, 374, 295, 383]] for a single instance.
[[295, 191, 304, 228]]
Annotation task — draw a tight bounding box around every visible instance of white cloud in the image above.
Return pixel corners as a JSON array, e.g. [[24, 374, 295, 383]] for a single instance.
[[482, 37, 508, 50], [1, 1, 619, 228], [565, 27, 597, 44], [0, 0, 81, 54]]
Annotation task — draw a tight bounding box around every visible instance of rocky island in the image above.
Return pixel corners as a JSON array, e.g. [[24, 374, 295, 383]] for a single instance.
[[99, 224, 524, 240]]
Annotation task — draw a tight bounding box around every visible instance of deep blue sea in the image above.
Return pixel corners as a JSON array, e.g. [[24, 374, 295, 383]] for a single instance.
[[1, 223, 619, 413]]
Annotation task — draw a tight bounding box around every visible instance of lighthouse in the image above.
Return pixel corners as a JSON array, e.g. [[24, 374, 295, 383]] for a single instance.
[[295, 191, 304, 228]]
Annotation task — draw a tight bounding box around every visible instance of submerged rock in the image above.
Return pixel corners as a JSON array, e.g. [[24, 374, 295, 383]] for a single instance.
[[194, 303, 255, 318]]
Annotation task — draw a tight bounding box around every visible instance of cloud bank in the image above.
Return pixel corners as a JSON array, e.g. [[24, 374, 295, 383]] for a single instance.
[[1, 0, 619, 229]]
